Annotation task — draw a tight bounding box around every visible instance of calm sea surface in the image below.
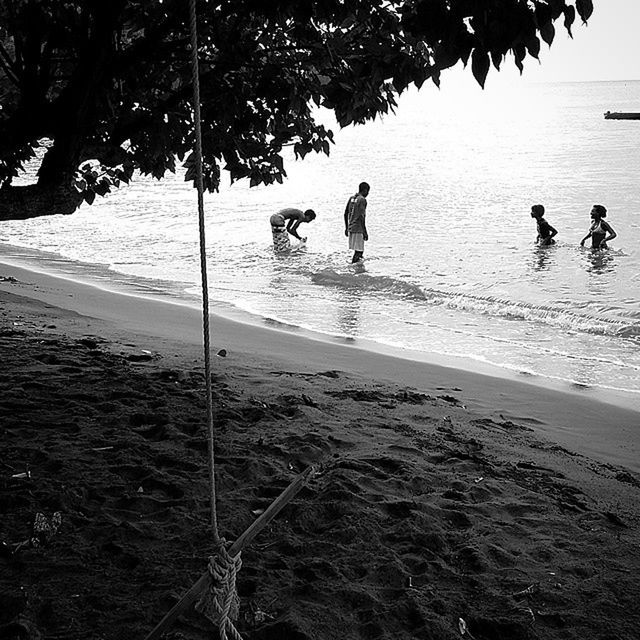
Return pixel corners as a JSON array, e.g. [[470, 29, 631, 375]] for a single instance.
[[2, 79, 640, 401]]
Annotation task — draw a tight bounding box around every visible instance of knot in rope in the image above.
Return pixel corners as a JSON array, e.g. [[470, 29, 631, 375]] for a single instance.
[[195, 540, 243, 640]]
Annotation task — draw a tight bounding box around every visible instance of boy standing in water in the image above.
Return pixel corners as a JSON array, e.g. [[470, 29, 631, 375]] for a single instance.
[[270, 208, 316, 253], [530, 204, 558, 245], [344, 182, 370, 263]]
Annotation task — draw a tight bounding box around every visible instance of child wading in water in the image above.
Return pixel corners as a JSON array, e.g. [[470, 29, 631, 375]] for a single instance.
[[530, 204, 558, 246], [580, 204, 616, 249]]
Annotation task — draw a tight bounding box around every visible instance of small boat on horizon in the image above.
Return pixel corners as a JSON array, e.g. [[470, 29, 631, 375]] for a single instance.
[[604, 111, 640, 120]]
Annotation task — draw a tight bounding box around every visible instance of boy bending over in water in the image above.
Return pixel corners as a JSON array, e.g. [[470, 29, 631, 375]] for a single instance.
[[270, 208, 316, 253], [530, 204, 558, 246]]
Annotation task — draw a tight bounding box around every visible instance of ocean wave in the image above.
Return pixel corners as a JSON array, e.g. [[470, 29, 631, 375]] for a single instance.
[[616, 324, 640, 339], [310, 268, 640, 341], [311, 268, 427, 299]]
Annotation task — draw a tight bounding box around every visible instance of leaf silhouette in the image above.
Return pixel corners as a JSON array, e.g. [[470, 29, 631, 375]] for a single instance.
[[471, 48, 490, 88]]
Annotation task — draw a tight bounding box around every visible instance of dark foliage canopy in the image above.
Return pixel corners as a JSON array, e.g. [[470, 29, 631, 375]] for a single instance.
[[0, 0, 593, 220]]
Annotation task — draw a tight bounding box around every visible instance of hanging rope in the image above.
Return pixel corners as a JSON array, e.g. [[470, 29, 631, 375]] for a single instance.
[[188, 3, 245, 638], [145, 6, 319, 638], [188, 0, 219, 541]]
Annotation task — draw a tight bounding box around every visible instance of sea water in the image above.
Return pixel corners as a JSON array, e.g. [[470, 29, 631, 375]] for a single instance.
[[2, 79, 640, 401]]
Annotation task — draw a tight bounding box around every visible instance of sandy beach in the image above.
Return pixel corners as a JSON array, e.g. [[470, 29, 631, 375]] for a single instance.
[[1, 259, 640, 640]]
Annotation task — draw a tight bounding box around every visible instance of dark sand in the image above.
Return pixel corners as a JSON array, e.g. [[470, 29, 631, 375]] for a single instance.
[[1, 261, 639, 640]]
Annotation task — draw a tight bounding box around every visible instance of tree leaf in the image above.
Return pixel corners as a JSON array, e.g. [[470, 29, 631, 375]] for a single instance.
[[513, 43, 526, 73], [564, 6, 576, 31], [471, 48, 490, 89], [576, 0, 594, 22], [540, 21, 555, 46], [526, 35, 541, 58]]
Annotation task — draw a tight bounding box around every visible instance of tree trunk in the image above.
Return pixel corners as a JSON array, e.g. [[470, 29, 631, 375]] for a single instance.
[[0, 3, 125, 222], [0, 182, 83, 221], [37, 5, 117, 190]]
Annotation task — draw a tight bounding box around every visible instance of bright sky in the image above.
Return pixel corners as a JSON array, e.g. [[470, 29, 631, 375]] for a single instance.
[[525, 1, 640, 82], [448, 1, 640, 89]]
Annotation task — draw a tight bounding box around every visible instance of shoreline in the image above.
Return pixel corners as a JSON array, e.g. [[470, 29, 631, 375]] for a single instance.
[[2, 241, 639, 409], [1, 256, 639, 472]]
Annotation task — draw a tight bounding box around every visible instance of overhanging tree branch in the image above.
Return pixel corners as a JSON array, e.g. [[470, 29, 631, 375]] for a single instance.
[[0, 0, 593, 221]]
